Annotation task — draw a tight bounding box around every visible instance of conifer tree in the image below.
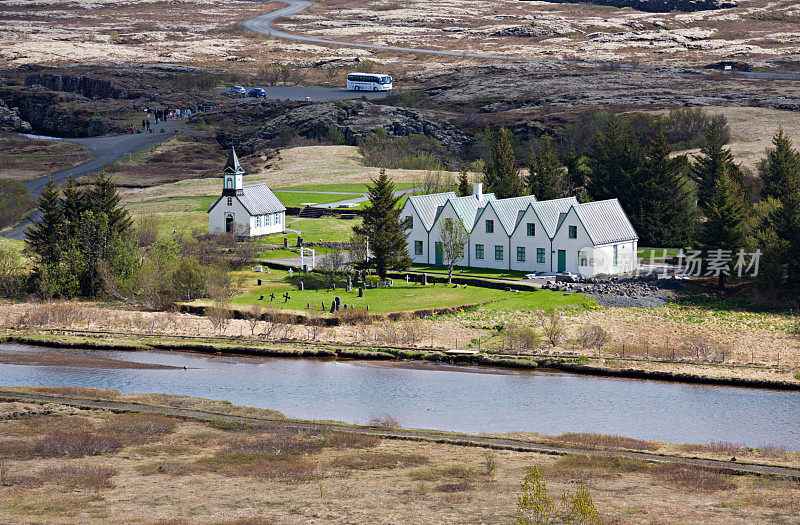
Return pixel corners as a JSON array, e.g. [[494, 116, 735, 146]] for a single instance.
[[700, 165, 748, 289], [85, 173, 132, 236], [354, 169, 411, 279], [483, 127, 524, 199], [62, 176, 85, 238], [562, 147, 591, 194], [457, 169, 471, 197], [633, 134, 696, 247], [759, 128, 800, 201], [526, 135, 563, 200], [691, 120, 743, 209], [588, 118, 644, 203], [26, 179, 64, 266]]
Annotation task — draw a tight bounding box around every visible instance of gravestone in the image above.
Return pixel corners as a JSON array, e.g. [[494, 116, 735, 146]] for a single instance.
[[283, 292, 290, 302], [334, 296, 341, 311], [299, 281, 304, 291], [288, 268, 293, 278], [321, 301, 325, 311], [296, 236, 303, 247], [329, 301, 336, 314], [269, 293, 275, 301], [358, 287, 363, 298], [283, 237, 289, 249], [346, 275, 352, 292], [259, 295, 264, 301], [257, 279, 262, 286], [422, 273, 428, 285]]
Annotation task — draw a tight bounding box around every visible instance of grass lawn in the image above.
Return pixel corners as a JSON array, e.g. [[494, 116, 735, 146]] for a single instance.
[[276, 182, 416, 193], [226, 269, 594, 314], [410, 265, 529, 280], [638, 247, 682, 259], [127, 195, 215, 237], [274, 191, 362, 208], [286, 218, 360, 243]]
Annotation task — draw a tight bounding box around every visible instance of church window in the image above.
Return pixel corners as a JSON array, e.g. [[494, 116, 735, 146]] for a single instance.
[[227, 197, 232, 206], [255, 215, 260, 228]]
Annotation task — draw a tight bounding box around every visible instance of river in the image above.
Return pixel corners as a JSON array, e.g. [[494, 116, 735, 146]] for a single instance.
[[1, 343, 798, 450]]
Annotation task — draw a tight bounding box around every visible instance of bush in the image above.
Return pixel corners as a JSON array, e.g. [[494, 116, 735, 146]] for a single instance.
[[103, 413, 177, 443], [33, 432, 122, 458], [502, 324, 541, 352], [39, 465, 117, 490], [0, 179, 36, 230], [367, 415, 401, 428], [653, 463, 736, 492], [330, 451, 428, 470], [552, 432, 658, 451], [576, 325, 611, 353]]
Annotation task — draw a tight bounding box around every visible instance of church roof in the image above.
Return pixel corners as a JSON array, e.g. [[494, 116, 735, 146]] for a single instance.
[[223, 147, 244, 174], [237, 183, 286, 215]]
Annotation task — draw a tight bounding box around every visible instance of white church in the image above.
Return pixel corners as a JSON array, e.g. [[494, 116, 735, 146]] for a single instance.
[[208, 147, 286, 237], [400, 183, 638, 277]]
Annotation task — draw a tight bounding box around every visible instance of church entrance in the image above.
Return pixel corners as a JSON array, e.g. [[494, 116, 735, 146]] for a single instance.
[[225, 214, 234, 234]]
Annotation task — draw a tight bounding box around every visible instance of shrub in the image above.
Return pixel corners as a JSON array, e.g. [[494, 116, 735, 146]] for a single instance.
[[537, 310, 564, 347], [223, 433, 324, 456], [677, 442, 747, 456], [503, 324, 541, 352], [34, 432, 122, 458], [330, 451, 428, 471], [552, 433, 659, 452], [324, 430, 381, 449], [653, 463, 736, 492], [517, 466, 554, 525], [335, 307, 372, 325], [577, 325, 611, 353], [563, 484, 602, 525], [103, 413, 176, 443], [206, 419, 250, 431], [39, 465, 117, 490], [436, 482, 472, 492], [0, 179, 36, 230], [367, 415, 401, 428]]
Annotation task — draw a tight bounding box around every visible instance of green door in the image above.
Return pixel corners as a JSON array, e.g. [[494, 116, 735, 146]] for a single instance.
[[435, 242, 443, 265], [557, 250, 566, 273]]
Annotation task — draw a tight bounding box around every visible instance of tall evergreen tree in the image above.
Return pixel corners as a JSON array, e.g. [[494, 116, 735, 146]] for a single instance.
[[483, 127, 524, 199], [62, 176, 85, 238], [353, 169, 411, 279], [699, 165, 748, 289], [588, 118, 644, 203], [634, 134, 696, 247], [85, 173, 132, 236], [526, 135, 563, 200], [26, 179, 64, 266], [562, 147, 591, 194], [759, 128, 800, 201], [457, 169, 471, 197], [691, 120, 743, 209]]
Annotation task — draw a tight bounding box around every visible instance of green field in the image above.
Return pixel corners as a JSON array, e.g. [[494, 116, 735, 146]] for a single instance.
[[276, 183, 416, 193], [273, 191, 362, 208], [226, 269, 593, 314]]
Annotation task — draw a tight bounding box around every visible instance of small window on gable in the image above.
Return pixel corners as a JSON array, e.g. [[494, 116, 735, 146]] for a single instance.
[[227, 196, 232, 206], [414, 240, 423, 255], [405, 216, 413, 229], [527, 223, 535, 236], [486, 219, 494, 234], [568, 225, 577, 239]]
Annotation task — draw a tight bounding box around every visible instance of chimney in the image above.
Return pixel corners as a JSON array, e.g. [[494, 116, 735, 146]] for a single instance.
[[473, 182, 483, 201]]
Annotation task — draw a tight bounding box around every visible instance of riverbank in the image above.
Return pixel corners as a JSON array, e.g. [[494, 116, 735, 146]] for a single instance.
[[3, 328, 800, 391], [0, 389, 798, 524]]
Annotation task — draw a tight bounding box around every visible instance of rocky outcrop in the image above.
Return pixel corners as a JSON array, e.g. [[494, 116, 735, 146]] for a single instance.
[[0, 99, 32, 132], [0, 86, 109, 137], [214, 100, 469, 155], [24, 73, 140, 100], [522, 0, 736, 13]]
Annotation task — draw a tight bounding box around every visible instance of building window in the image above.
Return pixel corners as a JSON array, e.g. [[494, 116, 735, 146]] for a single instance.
[[255, 215, 260, 228], [516, 247, 525, 262], [537, 248, 545, 264], [227, 196, 232, 206], [404, 216, 413, 229], [414, 240, 423, 255], [475, 244, 484, 260], [486, 220, 494, 234], [568, 225, 577, 239], [225, 177, 232, 189], [579, 250, 587, 266], [265, 214, 270, 226], [494, 245, 503, 261], [613, 245, 618, 266], [275, 213, 281, 225], [527, 223, 535, 236]]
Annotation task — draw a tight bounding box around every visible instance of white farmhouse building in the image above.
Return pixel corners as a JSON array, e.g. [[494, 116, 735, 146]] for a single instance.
[[208, 147, 286, 237], [400, 183, 638, 277]]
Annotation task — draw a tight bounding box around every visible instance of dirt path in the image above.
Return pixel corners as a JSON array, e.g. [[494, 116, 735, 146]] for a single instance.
[[2, 389, 798, 480]]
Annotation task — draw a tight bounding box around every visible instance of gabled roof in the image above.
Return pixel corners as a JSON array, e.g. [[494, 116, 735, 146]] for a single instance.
[[406, 192, 456, 231], [444, 193, 497, 232], [223, 147, 244, 174], [526, 197, 579, 238], [568, 199, 638, 245], [238, 183, 286, 215], [483, 195, 539, 235]]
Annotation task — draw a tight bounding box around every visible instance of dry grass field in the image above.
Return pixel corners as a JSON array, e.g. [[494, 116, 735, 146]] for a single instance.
[[0, 397, 798, 524], [3, 0, 800, 72], [0, 135, 91, 181]]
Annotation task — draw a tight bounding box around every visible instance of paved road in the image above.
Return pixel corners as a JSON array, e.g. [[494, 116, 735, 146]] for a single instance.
[[2, 120, 182, 240], [242, 0, 800, 79], [4, 390, 800, 480], [219, 86, 389, 101]]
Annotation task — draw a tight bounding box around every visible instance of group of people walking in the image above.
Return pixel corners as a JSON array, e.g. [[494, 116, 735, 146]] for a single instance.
[[130, 107, 193, 133]]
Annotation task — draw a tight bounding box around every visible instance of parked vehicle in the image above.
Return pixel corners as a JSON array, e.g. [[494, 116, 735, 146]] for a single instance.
[[228, 86, 247, 97], [346, 73, 393, 91], [248, 88, 267, 98]]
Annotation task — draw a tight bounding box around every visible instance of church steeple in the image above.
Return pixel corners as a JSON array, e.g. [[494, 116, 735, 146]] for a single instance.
[[222, 147, 244, 196]]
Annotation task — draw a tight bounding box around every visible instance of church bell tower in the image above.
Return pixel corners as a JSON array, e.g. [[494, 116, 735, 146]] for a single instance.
[[222, 146, 244, 196]]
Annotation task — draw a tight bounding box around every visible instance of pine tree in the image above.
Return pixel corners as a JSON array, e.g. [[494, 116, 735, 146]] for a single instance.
[[526, 135, 563, 200], [353, 169, 411, 279], [759, 128, 800, 201], [457, 169, 471, 197], [26, 179, 64, 266], [691, 120, 743, 210], [483, 127, 524, 199], [562, 147, 591, 193], [588, 118, 644, 203], [62, 175, 86, 238], [700, 165, 748, 289], [633, 134, 696, 247], [85, 172, 132, 236]]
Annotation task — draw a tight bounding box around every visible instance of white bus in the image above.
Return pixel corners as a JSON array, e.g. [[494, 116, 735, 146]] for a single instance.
[[346, 72, 393, 91]]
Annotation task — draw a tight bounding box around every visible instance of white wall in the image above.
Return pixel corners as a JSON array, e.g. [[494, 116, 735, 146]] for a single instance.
[[400, 201, 430, 264], [249, 211, 286, 237], [209, 196, 251, 236], [509, 207, 551, 273], [468, 204, 511, 270], [428, 201, 469, 267], [552, 208, 637, 276]]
